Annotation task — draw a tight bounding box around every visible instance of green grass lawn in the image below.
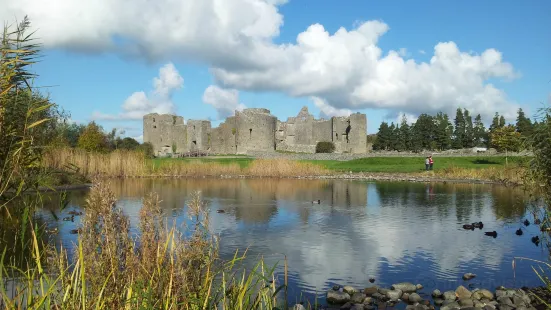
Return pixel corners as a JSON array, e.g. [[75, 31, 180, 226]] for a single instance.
[[152, 157, 254, 169], [304, 156, 531, 173]]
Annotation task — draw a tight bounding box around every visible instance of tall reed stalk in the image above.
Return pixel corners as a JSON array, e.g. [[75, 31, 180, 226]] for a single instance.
[[0, 181, 289, 309]]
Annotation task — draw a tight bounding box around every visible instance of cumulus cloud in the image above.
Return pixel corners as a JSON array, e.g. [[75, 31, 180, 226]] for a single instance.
[[5, 0, 520, 121], [311, 97, 351, 118], [93, 63, 183, 120], [202, 86, 246, 119], [419, 50, 426, 55]]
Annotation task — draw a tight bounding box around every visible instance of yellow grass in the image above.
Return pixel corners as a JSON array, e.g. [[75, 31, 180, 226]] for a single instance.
[[433, 165, 526, 185], [44, 148, 331, 178]]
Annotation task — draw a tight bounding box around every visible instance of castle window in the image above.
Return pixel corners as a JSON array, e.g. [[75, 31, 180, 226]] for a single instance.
[[153, 118, 155, 122], [153, 125, 157, 129], [249, 128, 252, 138]]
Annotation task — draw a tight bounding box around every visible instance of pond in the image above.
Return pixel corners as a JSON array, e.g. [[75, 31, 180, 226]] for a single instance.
[[28, 179, 551, 303]]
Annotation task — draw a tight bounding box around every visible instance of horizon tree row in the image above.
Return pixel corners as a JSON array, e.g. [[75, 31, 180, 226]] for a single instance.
[[372, 108, 535, 152]]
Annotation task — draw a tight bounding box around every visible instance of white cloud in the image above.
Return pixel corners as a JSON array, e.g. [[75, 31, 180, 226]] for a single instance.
[[398, 48, 408, 57], [394, 112, 418, 125], [419, 49, 426, 55], [132, 135, 144, 143], [312, 96, 351, 118], [4, 0, 520, 121], [92, 63, 183, 120], [202, 86, 246, 119]]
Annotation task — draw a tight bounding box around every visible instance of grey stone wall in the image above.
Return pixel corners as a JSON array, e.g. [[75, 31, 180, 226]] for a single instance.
[[186, 120, 211, 152], [235, 108, 277, 154], [144, 107, 368, 156], [143, 113, 186, 156]]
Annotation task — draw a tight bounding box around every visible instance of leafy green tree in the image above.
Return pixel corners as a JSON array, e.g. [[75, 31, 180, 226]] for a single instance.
[[388, 122, 399, 151], [137, 142, 155, 158], [78, 122, 108, 152], [515, 108, 533, 137], [463, 109, 474, 148], [373, 122, 391, 150], [473, 114, 487, 147], [434, 112, 453, 150], [118, 137, 140, 150], [490, 125, 522, 152], [54, 122, 86, 147], [453, 108, 466, 149]]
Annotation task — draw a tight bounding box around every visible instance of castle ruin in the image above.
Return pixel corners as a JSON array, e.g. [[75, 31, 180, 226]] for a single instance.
[[143, 107, 367, 156]]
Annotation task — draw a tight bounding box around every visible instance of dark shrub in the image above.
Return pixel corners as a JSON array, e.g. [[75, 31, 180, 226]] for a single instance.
[[316, 142, 335, 153], [137, 142, 155, 158]]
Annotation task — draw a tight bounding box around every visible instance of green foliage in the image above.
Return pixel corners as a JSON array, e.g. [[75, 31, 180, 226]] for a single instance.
[[516, 108, 533, 137], [490, 125, 522, 152], [137, 142, 154, 158], [434, 112, 453, 150], [473, 114, 487, 147], [118, 137, 140, 150], [412, 114, 436, 151], [463, 109, 474, 148], [53, 122, 86, 147], [397, 115, 411, 151], [77, 122, 108, 152], [453, 108, 465, 149], [315, 141, 335, 153], [372, 122, 391, 150]]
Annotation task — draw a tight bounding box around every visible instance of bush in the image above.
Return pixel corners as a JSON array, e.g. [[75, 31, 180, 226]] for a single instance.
[[316, 141, 335, 153], [137, 142, 155, 158]]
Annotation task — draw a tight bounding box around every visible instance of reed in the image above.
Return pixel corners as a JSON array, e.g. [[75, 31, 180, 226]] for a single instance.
[[43, 148, 332, 178], [432, 164, 526, 185], [0, 181, 290, 309]]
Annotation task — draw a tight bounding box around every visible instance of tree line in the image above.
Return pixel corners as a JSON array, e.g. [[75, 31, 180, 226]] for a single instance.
[[372, 108, 536, 152]]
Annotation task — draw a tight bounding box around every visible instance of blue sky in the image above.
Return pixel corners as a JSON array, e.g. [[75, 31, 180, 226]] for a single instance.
[[12, 0, 551, 140]]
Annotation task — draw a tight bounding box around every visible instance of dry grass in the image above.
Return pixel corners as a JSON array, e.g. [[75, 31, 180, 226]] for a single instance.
[[44, 148, 331, 178], [432, 164, 526, 185], [1, 181, 288, 309]]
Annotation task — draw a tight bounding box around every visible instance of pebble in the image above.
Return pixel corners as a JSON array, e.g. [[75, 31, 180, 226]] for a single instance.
[[343, 286, 357, 295], [363, 286, 378, 296], [292, 304, 306, 310], [455, 285, 472, 299], [458, 298, 474, 307], [432, 289, 442, 298], [443, 291, 457, 301], [409, 293, 423, 304], [327, 290, 351, 304], [463, 273, 477, 280], [350, 293, 366, 304]]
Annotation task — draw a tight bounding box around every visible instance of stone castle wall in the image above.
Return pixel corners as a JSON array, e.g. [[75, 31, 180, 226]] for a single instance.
[[143, 107, 368, 156]]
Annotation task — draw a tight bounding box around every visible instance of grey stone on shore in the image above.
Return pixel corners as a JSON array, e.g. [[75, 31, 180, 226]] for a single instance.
[[434, 298, 444, 306], [378, 288, 389, 295], [472, 289, 494, 300], [409, 293, 423, 303], [364, 306, 375, 310], [440, 301, 460, 310], [327, 290, 351, 304], [473, 299, 485, 308], [292, 304, 306, 310], [432, 289, 442, 298], [483, 305, 496, 310], [339, 302, 352, 310], [416, 284, 424, 290], [462, 273, 477, 281], [386, 289, 403, 301], [350, 293, 366, 304], [343, 286, 357, 295], [371, 292, 384, 301], [458, 298, 474, 307], [363, 297, 374, 305], [402, 292, 410, 302], [497, 296, 514, 306], [444, 291, 457, 301], [333, 285, 341, 291], [349, 304, 364, 310], [363, 286, 378, 296], [455, 286, 472, 299], [391, 282, 418, 293]]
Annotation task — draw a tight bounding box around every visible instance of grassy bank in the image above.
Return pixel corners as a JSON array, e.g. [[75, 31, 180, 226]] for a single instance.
[[43, 148, 529, 184]]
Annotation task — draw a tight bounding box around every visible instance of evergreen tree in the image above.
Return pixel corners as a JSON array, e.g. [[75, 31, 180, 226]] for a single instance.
[[412, 114, 436, 150], [398, 114, 411, 151], [373, 122, 391, 150], [463, 109, 474, 148], [434, 112, 453, 150], [499, 115, 506, 127], [473, 114, 487, 147], [515, 108, 533, 137], [453, 108, 466, 149], [489, 112, 500, 132]]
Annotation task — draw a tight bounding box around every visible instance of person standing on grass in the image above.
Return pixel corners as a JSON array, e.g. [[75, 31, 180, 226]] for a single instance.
[[425, 156, 430, 171], [429, 155, 434, 170]]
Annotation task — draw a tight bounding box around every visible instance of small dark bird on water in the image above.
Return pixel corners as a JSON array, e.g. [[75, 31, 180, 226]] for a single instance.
[[531, 236, 540, 245], [312, 200, 321, 204], [463, 224, 474, 230], [68, 210, 83, 216], [524, 219, 530, 226], [516, 228, 523, 236], [217, 210, 225, 214], [535, 218, 541, 225], [473, 222, 484, 229], [485, 231, 498, 238], [69, 228, 81, 234], [369, 278, 375, 283], [63, 215, 74, 222]]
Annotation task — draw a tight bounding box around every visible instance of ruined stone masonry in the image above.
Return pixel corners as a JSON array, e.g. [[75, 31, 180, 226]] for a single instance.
[[143, 107, 367, 156]]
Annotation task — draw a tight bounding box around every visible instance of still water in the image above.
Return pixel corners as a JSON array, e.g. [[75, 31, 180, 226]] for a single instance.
[[35, 179, 548, 302]]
